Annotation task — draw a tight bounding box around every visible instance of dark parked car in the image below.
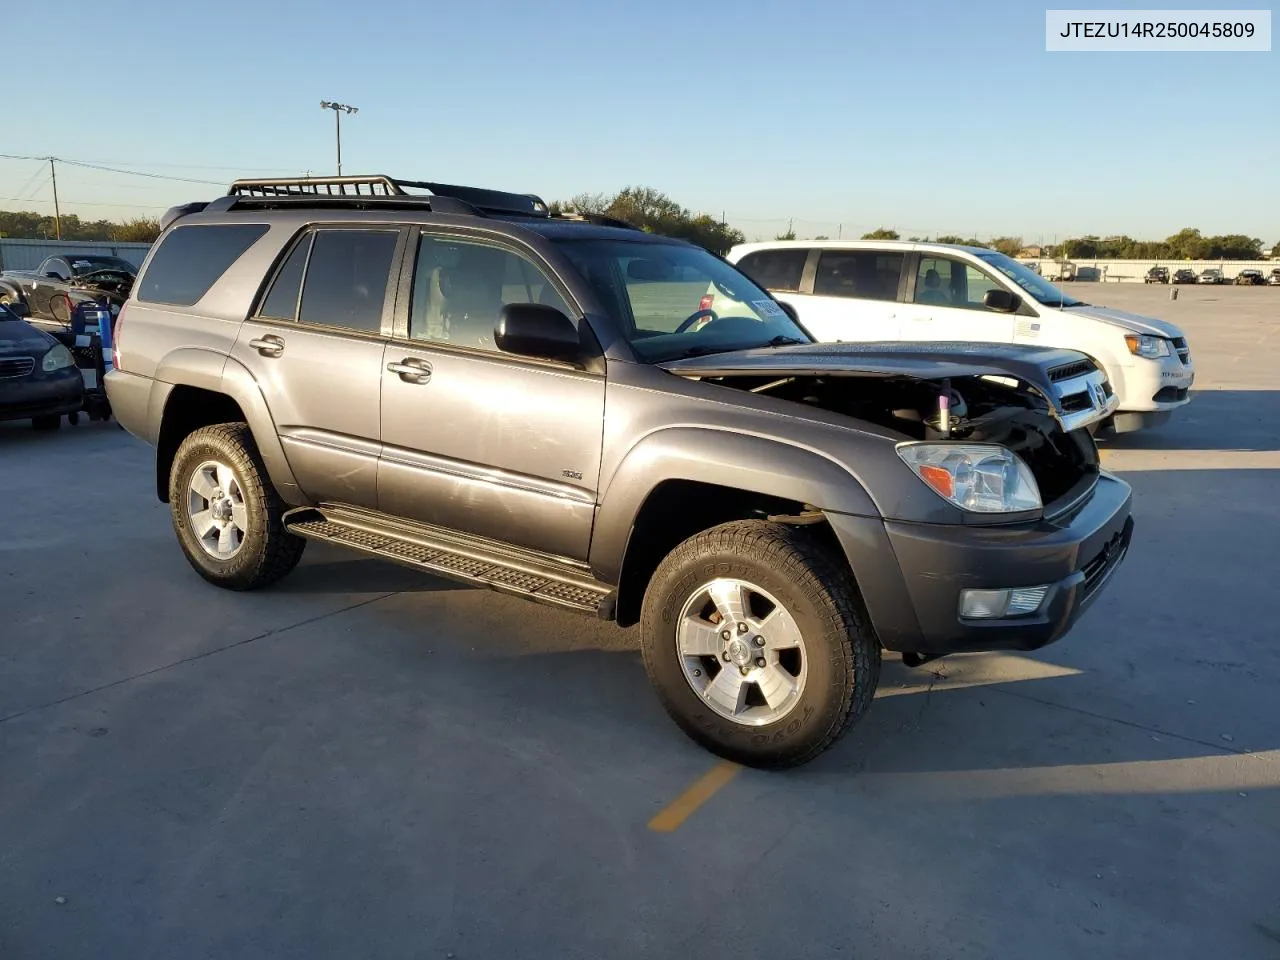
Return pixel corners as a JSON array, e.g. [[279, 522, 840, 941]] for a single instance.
[[1234, 269, 1265, 286], [0, 254, 136, 326], [1144, 267, 1169, 284], [1172, 269, 1198, 284], [0, 302, 85, 429]]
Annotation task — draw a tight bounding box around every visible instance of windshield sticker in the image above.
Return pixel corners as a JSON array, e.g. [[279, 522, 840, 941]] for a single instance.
[[753, 300, 785, 318], [73, 260, 91, 268]]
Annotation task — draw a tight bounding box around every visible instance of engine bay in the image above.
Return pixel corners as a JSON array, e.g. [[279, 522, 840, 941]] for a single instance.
[[716, 373, 1100, 508]]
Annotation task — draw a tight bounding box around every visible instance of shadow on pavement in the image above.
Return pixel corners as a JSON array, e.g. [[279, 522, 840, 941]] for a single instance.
[[1102, 389, 1280, 452]]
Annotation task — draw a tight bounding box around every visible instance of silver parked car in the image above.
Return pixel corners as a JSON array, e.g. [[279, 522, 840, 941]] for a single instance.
[[105, 174, 1132, 767]]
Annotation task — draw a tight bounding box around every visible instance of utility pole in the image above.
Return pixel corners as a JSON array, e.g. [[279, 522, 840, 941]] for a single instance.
[[320, 101, 359, 176], [49, 157, 62, 240], [837, 223, 842, 239]]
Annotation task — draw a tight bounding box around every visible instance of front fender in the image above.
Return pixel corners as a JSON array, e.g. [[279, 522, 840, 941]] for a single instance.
[[589, 426, 879, 582]]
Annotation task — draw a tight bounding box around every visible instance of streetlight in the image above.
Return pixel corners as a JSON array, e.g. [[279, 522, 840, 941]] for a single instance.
[[319, 100, 358, 176]]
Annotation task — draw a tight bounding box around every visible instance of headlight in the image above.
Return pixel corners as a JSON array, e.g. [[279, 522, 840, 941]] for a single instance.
[[897, 443, 1042, 514], [1124, 334, 1170, 359], [41, 344, 75, 372]]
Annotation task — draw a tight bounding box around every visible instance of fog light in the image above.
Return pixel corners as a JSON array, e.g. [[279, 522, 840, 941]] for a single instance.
[[960, 586, 1049, 619], [960, 589, 1010, 619]]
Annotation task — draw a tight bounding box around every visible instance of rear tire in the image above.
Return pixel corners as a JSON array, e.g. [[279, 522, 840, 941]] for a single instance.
[[640, 520, 880, 769], [169, 422, 305, 590], [31, 415, 61, 431]]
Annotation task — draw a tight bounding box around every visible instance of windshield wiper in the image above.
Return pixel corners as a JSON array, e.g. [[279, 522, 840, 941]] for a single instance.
[[765, 335, 806, 347]]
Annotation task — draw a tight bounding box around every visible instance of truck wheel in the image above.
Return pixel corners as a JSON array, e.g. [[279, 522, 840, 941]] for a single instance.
[[640, 520, 880, 768], [168, 423, 305, 590]]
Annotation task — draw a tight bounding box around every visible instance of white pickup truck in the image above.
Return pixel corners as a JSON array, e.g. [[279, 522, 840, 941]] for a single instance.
[[722, 240, 1194, 433]]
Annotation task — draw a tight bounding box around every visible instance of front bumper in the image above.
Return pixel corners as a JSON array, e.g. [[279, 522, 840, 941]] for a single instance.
[[827, 473, 1133, 655], [1114, 351, 1194, 416], [0, 366, 85, 421]]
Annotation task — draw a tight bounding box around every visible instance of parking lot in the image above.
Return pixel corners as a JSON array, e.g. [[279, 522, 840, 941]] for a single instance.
[[2, 282, 1278, 959]]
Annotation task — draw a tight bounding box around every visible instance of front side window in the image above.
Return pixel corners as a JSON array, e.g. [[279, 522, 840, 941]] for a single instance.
[[737, 249, 807, 292], [555, 238, 809, 363], [296, 229, 399, 333], [912, 257, 1005, 311], [408, 235, 573, 350], [813, 251, 904, 302]]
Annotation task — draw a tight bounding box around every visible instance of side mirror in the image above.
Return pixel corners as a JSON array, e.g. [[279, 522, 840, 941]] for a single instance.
[[5, 300, 31, 317], [777, 301, 800, 324], [495, 303, 581, 364], [983, 289, 1021, 313]]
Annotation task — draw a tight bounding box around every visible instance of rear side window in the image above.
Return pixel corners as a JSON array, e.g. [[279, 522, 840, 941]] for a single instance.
[[736, 249, 807, 292], [138, 224, 269, 306], [258, 235, 312, 321], [814, 251, 904, 302], [297, 229, 399, 333]]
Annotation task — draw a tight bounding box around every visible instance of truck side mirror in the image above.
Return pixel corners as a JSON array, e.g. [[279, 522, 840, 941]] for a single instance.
[[983, 289, 1021, 313], [495, 303, 581, 365]]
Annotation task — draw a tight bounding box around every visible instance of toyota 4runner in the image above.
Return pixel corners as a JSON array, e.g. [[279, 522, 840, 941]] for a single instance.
[[106, 175, 1133, 768]]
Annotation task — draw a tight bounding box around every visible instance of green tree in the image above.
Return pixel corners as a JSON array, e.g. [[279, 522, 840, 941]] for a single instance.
[[990, 236, 1023, 257], [861, 227, 899, 240], [552, 187, 744, 254], [935, 235, 987, 248], [774, 228, 797, 241], [110, 218, 162, 243]]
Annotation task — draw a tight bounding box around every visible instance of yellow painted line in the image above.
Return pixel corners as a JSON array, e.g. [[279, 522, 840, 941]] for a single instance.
[[648, 760, 741, 832]]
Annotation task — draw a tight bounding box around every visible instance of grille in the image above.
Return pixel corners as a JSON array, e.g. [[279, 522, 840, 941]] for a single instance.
[[1081, 524, 1130, 599], [1172, 337, 1190, 364], [1059, 391, 1094, 413], [1048, 358, 1096, 382], [0, 357, 36, 379]]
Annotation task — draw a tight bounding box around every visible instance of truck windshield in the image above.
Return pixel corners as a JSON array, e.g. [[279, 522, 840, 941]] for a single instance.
[[554, 238, 810, 362], [979, 252, 1085, 308]]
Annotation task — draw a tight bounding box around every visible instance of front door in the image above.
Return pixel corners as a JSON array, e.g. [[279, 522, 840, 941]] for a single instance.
[[231, 226, 403, 507], [30, 257, 72, 320], [786, 249, 905, 343], [897, 254, 1016, 345], [378, 231, 604, 561]]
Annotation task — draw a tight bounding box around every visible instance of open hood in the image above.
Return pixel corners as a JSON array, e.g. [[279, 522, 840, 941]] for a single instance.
[[660, 341, 1119, 433], [1063, 304, 1184, 338]]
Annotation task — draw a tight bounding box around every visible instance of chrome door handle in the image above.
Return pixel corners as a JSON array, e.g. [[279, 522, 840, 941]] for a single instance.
[[387, 358, 432, 384], [248, 335, 285, 357]]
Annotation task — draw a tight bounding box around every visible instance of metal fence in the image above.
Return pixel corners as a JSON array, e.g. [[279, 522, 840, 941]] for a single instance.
[[0, 238, 153, 272]]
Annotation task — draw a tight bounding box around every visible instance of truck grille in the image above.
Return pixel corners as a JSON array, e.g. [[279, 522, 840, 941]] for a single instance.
[[1153, 386, 1189, 403], [1048, 358, 1096, 382], [0, 357, 36, 379]]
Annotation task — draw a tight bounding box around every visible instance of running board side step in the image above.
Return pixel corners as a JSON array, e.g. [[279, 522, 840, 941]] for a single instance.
[[283, 505, 616, 619]]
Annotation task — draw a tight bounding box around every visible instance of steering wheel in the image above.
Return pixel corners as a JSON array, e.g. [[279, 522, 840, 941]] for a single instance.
[[674, 308, 720, 334]]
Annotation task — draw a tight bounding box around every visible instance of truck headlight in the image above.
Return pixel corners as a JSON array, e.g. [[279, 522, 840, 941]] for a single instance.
[[897, 443, 1042, 514], [1124, 334, 1170, 359], [41, 344, 75, 372]]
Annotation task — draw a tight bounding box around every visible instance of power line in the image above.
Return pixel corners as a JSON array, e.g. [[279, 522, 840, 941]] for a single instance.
[[0, 153, 223, 186]]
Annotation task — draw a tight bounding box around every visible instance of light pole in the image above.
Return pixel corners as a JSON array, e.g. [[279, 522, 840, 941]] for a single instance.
[[319, 100, 358, 176]]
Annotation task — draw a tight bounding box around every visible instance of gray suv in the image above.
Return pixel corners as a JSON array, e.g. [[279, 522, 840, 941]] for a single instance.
[[106, 175, 1132, 767]]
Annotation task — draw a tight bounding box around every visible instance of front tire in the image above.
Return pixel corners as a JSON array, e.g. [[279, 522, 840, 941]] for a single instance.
[[640, 521, 880, 768], [169, 422, 305, 590]]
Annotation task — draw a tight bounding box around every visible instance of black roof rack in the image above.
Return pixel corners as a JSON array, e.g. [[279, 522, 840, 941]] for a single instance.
[[225, 175, 550, 218]]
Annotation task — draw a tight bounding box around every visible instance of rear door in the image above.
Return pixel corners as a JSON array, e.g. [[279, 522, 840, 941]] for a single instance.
[[377, 229, 603, 560], [232, 226, 404, 508], [792, 249, 905, 342], [897, 254, 1016, 345]]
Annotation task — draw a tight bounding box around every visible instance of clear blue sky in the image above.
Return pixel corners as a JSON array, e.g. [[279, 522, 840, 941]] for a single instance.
[[4, 0, 1276, 244]]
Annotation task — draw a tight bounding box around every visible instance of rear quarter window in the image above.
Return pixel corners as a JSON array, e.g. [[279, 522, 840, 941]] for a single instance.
[[736, 249, 808, 292], [137, 223, 269, 306]]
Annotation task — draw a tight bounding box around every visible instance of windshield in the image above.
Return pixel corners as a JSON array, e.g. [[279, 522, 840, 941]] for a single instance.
[[69, 256, 135, 276], [554, 239, 810, 362], [978, 252, 1085, 308]]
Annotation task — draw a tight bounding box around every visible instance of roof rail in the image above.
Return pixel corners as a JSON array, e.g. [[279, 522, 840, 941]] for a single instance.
[[550, 210, 639, 231], [226, 175, 550, 218]]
